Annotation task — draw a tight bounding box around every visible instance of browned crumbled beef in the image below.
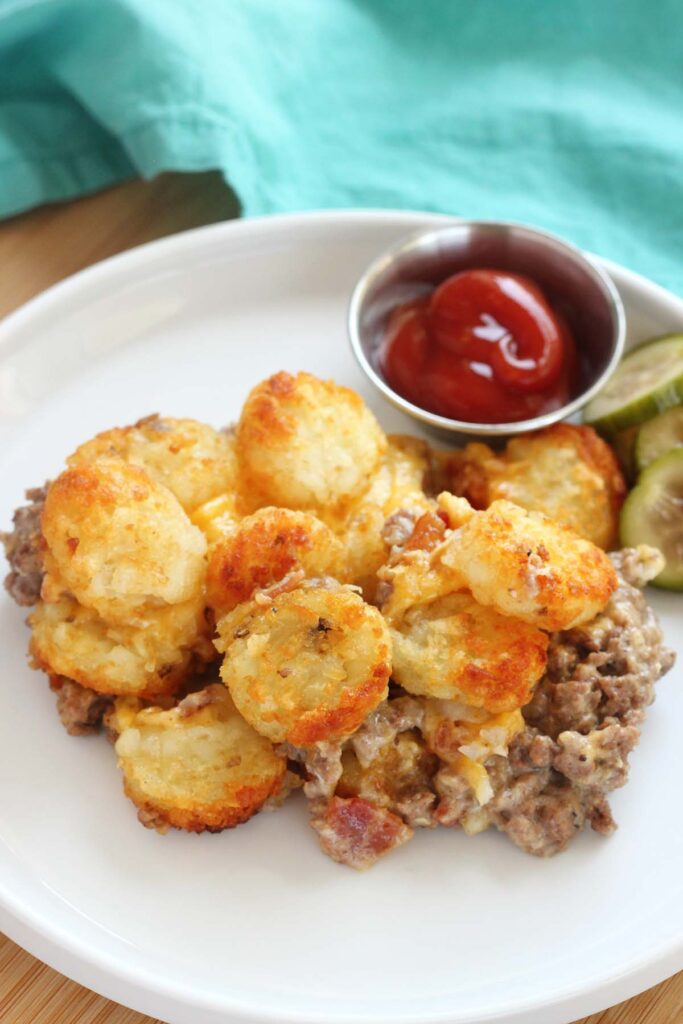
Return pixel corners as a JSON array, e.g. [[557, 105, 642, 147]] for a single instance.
[[553, 724, 639, 790], [278, 740, 344, 800], [485, 719, 638, 855], [613, 546, 668, 589], [350, 695, 425, 768], [1, 485, 48, 606], [586, 796, 617, 835], [48, 676, 113, 736], [309, 795, 413, 869], [507, 729, 558, 772], [392, 788, 437, 829], [524, 548, 675, 738], [381, 510, 418, 550], [433, 766, 477, 826], [488, 779, 588, 857]]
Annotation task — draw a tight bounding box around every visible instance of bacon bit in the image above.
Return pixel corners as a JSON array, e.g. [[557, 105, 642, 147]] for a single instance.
[[404, 511, 447, 553], [310, 796, 413, 869], [66, 536, 79, 554]]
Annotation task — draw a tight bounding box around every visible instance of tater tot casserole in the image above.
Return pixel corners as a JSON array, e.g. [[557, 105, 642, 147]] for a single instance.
[[2, 371, 675, 868]]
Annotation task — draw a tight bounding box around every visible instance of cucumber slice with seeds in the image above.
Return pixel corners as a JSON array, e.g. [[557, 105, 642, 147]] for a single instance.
[[619, 448, 683, 590], [635, 405, 683, 471], [584, 334, 683, 433]]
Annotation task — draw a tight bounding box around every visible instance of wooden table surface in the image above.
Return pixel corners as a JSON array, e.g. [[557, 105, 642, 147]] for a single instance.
[[0, 173, 680, 1024]]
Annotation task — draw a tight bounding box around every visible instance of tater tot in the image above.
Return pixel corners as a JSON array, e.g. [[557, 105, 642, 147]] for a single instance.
[[111, 685, 286, 833], [448, 424, 626, 549], [41, 460, 207, 622], [207, 507, 346, 615], [390, 592, 548, 713], [437, 496, 618, 631], [236, 372, 386, 514], [216, 582, 391, 745], [68, 416, 239, 514], [360, 435, 432, 516], [30, 594, 212, 698]]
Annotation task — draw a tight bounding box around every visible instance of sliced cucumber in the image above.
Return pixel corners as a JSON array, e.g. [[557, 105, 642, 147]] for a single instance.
[[620, 448, 683, 590], [635, 404, 683, 471], [584, 333, 683, 433], [609, 424, 640, 483]]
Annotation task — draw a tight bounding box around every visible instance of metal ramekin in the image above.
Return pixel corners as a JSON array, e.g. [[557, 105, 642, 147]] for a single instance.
[[348, 220, 626, 437]]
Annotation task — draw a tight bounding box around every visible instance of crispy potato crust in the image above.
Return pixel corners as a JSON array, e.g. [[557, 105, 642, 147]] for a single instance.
[[68, 415, 239, 514], [30, 594, 211, 698], [207, 507, 346, 615], [111, 685, 286, 833], [437, 496, 618, 631], [448, 424, 626, 549], [236, 371, 386, 514], [390, 592, 548, 712], [41, 460, 207, 622], [216, 583, 391, 745]]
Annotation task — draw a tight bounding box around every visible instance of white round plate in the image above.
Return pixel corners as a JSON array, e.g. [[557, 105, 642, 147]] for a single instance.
[[0, 211, 681, 1024]]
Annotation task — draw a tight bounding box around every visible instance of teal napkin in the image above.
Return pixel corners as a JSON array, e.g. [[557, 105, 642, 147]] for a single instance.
[[1, 0, 682, 293]]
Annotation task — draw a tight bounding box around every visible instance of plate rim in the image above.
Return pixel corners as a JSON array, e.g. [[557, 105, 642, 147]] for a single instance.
[[0, 208, 681, 1024]]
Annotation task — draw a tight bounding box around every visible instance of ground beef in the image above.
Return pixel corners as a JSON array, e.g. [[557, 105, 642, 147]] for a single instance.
[[381, 510, 418, 550], [472, 720, 637, 856], [1, 485, 48, 606], [524, 547, 675, 737], [488, 778, 589, 857], [433, 766, 477, 826], [279, 740, 344, 800], [553, 723, 639, 790], [350, 695, 425, 768], [392, 788, 437, 829], [48, 676, 113, 736]]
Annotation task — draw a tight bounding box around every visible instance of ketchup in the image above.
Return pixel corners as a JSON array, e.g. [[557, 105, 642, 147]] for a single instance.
[[379, 269, 577, 423]]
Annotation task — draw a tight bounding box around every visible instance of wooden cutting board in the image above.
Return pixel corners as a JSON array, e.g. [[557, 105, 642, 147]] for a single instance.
[[0, 173, 680, 1024], [0, 933, 680, 1024]]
